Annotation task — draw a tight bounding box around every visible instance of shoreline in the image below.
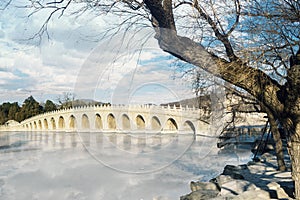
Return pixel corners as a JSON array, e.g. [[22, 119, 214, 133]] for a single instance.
[[181, 146, 294, 199]]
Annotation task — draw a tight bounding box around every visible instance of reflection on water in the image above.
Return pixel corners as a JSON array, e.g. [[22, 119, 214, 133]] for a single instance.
[[0, 131, 196, 172], [0, 131, 253, 174], [71, 132, 77, 147], [0, 131, 191, 152], [0, 131, 254, 158], [0, 131, 253, 199]]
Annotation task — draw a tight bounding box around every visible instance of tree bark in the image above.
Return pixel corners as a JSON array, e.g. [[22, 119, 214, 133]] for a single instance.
[[285, 61, 300, 198], [290, 122, 300, 199], [265, 108, 286, 171], [286, 102, 300, 199]]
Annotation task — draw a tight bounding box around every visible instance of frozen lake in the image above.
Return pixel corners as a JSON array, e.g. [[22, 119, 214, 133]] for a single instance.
[[0, 131, 253, 200]]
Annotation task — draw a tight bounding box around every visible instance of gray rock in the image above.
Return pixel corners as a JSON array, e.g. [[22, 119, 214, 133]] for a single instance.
[[247, 161, 256, 166], [232, 189, 270, 200], [190, 181, 220, 192], [278, 181, 295, 198], [211, 175, 234, 186], [267, 182, 292, 199], [220, 179, 258, 196], [180, 190, 220, 200], [226, 165, 248, 170], [222, 165, 246, 180]]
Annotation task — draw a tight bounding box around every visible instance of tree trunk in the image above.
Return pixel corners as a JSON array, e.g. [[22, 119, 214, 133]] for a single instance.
[[290, 122, 300, 199], [285, 61, 300, 199], [265, 108, 286, 171]]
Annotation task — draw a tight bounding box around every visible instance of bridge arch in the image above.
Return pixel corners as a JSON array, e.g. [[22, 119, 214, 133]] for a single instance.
[[95, 114, 103, 130], [43, 119, 48, 130], [33, 121, 37, 130], [82, 114, 90, 129], [58, 116, 65, 129], [151, 116, 161, 130], [136, 115, 145, 130], [50, 117, 56, 130], [69, 115, 76, 129], [38, 120, 42, 130], [183, 120, 196, 133], [15, 105, 203, 133], [164, 118, 178, 131], [107, 113, 116, 130], [122, 114, 130, 130]]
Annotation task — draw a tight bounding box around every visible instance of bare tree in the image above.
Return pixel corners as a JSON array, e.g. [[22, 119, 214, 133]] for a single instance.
[[57, 92, 75, 109], [8, 0, 300, 197]]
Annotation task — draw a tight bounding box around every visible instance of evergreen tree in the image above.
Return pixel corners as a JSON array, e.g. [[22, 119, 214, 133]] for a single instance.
[[19, 96, 43, 120], [0, 97, 58, 125], [0, 102, 21, 124], [44, 100, 57, 112], [8, 102, 20, 120]]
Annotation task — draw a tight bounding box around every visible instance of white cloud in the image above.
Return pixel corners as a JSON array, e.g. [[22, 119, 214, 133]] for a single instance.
[[0, 2, 195, 105], [0, 3, 99, 103], [74, 38, 195, 104]]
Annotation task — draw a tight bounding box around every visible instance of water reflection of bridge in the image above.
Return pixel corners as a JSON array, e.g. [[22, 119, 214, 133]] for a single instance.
[[0, 131, 195, 153], [7, 105, 209, 135]]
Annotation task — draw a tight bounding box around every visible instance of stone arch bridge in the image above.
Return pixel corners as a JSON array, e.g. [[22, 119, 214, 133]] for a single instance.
[[11, 105, 209, 134]]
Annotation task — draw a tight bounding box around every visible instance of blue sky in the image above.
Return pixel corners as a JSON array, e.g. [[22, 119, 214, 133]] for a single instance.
[[0, 1, 195, 105]]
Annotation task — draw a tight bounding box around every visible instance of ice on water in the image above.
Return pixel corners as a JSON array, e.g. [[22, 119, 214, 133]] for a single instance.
[[0, 131, 252, 200]]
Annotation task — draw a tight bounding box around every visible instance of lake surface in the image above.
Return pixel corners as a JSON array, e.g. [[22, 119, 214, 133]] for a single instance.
[[0, 131, 253, 200]]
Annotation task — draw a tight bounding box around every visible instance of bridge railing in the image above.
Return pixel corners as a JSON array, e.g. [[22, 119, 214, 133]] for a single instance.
[[20, 104, 204, 125]]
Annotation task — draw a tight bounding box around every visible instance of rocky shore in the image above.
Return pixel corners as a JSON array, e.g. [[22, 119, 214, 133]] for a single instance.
[[181, 148, 294, 199]]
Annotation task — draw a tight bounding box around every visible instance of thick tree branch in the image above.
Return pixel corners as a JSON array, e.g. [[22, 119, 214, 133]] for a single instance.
[[144, 0, 176, 30], [155, 29, 284, 116], [143, 1, 285, 117]]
